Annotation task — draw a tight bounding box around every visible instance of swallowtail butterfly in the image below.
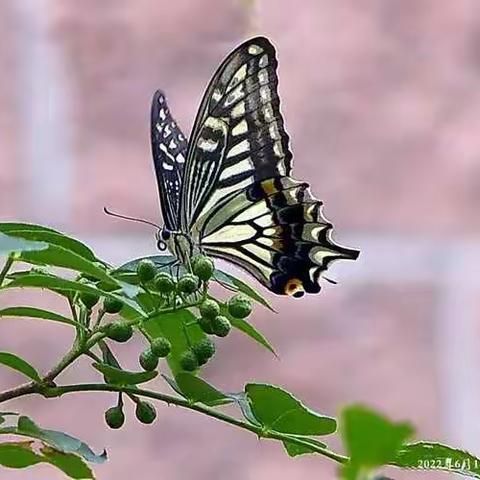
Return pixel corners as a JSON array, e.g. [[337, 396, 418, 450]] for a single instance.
[[151, 36, 359, 297]]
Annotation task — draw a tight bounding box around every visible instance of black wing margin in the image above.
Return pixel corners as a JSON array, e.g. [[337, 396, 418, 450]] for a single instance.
[[150, 90, 188, 230]]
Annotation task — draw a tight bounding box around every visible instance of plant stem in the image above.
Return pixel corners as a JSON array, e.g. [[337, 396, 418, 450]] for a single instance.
[[44, 382, 348, 465], [0, 256, 14, 286]]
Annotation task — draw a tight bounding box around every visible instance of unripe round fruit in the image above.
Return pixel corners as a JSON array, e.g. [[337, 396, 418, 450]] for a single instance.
[[135, 401, 157, 424], [197, 316, 214, 335], [179, 350, 199, 372], [104, 406, 125, 429], [103, 297, 124, 314], [192, 338, 216, 365], [139, 349, 159, 371], [177, 274, 200, 294], [150, 337, 171, 358], [79, 292, 99, 309], [106, 321, 133, 343], [212, 315, 231, 337], [199, 299, 220, 321], [227, 295, 252, 319], [136, 259, 156, 283], [154, 272, 175, 294], [192, 255, 214, 282]]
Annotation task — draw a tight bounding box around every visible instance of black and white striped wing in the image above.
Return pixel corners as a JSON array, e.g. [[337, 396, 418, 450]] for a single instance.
[[180, 36, 292, 231], [182, 37, 359, 296], [151, 90, 187, 230]]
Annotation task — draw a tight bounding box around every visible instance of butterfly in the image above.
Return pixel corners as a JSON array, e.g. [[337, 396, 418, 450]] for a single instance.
[[150, 36, 359, 297]]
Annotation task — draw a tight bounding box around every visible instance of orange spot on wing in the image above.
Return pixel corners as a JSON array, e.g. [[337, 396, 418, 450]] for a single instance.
[[284, 278, 305, 298]]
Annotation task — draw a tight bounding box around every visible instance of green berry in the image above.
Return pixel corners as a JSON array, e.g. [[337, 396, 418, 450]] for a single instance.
[[135, 401, 157, 424], [136, 259, 156, 283], [197, 316, 214, 335], [154, 272, 175, 294], [104, 405, 125, 429], [212, 315, 231, 337], [192, 338, 216, 365], [79, 292, 99, 309], [179, 350, 199, 372], [177, 273, 200, 294], [227, 295, 252, 319], [103, 297, 124, 314], [199, 299, 220, 321], [150, 337, 171, 358], [139, 349, 159, 371], [106, 321, 133, 343], [192, 255, 214, 282]]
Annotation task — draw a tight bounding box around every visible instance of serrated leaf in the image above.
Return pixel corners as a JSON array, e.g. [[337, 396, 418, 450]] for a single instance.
[[340, 404, 414, 479], [282, 436, 327, 457], [214, 269, 274, 311], [92, 363, 157, 385], [393, 441, 480, 478], [173, 373, 232, 406], [0, 306, 81, 328], [2, 273, 146, 317], [143, 310, 206, 375], [0, 223, 96, 261], [245, 383, 336, 435], [0, 232, 47, 256], [0, 352, 41, 381]]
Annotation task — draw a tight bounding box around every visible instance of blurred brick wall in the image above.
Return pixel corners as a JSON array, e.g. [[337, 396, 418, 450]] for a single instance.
[[2, 1, 480, 479]]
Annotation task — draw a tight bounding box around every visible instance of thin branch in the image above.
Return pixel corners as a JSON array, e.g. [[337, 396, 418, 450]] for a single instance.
[[44, 383, 348, 465]]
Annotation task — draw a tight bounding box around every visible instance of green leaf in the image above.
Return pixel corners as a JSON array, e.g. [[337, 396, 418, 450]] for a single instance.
[[0, 441, 43, 468], [214, 269, 274, 311], [143, 310, 206, 375], [245, 383, 336, 435], [2, 273, 146, 317], [41, 447, 94, 479], [16, 416, 106, 464], [393, 441, 480, 478], [229, 316, 276, 356], [282, 436, 327, 457], [0, 352, 41, 381], [17, 244, 112, 284], [340, 404, 414, 478], [0, 306, 81, 328], [0, 223, 96, 261], [0, 232, 47, 256], [92, 363, 157, 385], [173, 373, 232, 406]]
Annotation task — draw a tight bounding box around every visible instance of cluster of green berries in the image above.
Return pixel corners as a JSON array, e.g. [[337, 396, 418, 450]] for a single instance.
[[138, 337, 172, 371], [104, 397, 157, 429], [135, 254, 214, 296]]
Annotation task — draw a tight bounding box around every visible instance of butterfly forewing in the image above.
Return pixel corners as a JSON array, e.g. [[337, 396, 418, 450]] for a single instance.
[[180, 37, 292, 231], [150, 90, 188, 230]]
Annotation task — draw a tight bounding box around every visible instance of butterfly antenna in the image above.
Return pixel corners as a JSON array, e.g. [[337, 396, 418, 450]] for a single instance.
[[103, 207, 161, 230]]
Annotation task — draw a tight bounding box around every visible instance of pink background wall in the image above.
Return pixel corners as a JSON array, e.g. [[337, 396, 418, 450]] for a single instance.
[[2, 1, 480, 478]]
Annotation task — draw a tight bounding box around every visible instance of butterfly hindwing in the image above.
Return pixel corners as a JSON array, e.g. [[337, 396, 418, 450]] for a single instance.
[[150, 90, 188, 230], [199, 176, 359, 296], [180, 37, 292, 232]]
